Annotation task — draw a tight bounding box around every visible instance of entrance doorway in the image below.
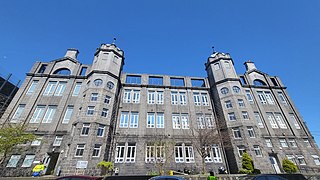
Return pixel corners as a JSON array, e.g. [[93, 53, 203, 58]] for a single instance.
[[43, 152, 60, 175], [269, 155, 281, 173]]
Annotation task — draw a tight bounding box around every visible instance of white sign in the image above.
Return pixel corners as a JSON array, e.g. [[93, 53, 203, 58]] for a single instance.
[[76, 161, 88, 169]]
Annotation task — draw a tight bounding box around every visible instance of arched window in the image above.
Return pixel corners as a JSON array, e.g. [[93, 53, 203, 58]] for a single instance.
[[233, 86, 241, 93], [53, 68, 71, 75], [220, 87, 229, 95], [253, 79, 266, 86]]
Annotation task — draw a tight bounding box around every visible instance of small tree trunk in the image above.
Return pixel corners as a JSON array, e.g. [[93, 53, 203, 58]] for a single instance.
[[202, 158, 206, 174], [100, 166, 106, 176]]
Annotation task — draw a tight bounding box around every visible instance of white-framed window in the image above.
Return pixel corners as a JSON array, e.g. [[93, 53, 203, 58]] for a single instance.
[[53, 136, 63, 146], [145, 144, 165, 163], [147, 113, 155, 128], [279, 139, 288, 147], [62, 106, 73, 124], [81, 123, 90, 136], [274, 113, 287, 129], [312, 155, 320, 166], [197, 115, 205, 129], [205, 145, 222, 163], [11, 104, 26, 123], [148, 91, 164, 104], [87, 106, 95, 116], [265, 138, 273, 147], [21, 155, 35, 167], [97, 124, 105, 137], [119, 112, 129, 128], [92, 144, 102, 157], [264, 91, 274, 105], [43, 81, 57, 96], [171, 91, 178, 105], [148, 91, 156, 104], [238, 99, 245, 107], [228, 112, 236, 121], [130, 112, 139, 128], [115, 143, 125, 163], [6, 155, 21, 167], [233, 86, 241, 93], [30, 105, 45, 123], [26, 80, 39, 95], [205, 115, 214, 128], [245, 90, 253, 103], [91, 93, 98, 101], [277, 92, 287, 104], [31, 137, 43, 146], [126, 143, 136, 163], [123, 89, 131, 103], [237, 146, 246, 157], [179, 91, 187, 105], [75, 144, 85, 157], [72, 82, 82, 96], [242, 111, 249, 120], [54, 82, 67, 96], [257, 91, 267, 104], [172, 114, 181, 129], [232, 127, 242, 139], [193, 92, 201, 106], [201, 93, 209, 106], [247, 126, 255, 138], [104, 95, 111, 104], [303, 139, 312, 147], [42, 106, 57, 123], [224, 61, 230, 68], [156, 113, 164, 128], [101, 108, 108, 118], [225, 100, 232, 109], [289, 114, 300, 129], [288, 139, 297, 147], [132, 90, 140, 103], [297, 155, 306, 165], [157, 91, 164, 104], [267, 113, 278, 128], [254, 112, 264, 128], [253, 145, 262, 157], [175, 144, 195, 163], [181, 114, 189, 129]]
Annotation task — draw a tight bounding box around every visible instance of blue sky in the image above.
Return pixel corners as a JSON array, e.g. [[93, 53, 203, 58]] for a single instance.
[[0, 0, 320, 146]]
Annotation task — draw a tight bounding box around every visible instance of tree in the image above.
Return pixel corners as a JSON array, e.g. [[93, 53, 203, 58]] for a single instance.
[[239, 152, 254, 174], [189, 126, 221, 174], [282, 158, 298, 174], [97, 160, 113, 175], [146, 135, 175, 175], [0, 123, 37, 165]]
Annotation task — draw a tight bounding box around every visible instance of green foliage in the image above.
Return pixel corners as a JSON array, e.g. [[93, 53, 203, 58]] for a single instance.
[[252, 169, 261, 174], [148, 170, 159, 176], [97, 160, 113, 171], [0, 123, 37, 164], [239, 168, 252, 174], [282, 158, 298, 174], [241, 153, 254, 173]]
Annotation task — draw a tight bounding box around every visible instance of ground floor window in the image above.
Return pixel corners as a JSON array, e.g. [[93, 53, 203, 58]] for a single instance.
[[115, 142, 136, 163], [21, 155, 35, 167], [174, 143, 194, 163], [6, 155, 21, 167]]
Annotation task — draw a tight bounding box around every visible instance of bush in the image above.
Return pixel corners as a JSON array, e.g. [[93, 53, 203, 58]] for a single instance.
[[252, 169, 261, 174], [239, 168, 252, 174], [242, 153, 254, 173], [282, 158, 298, 174], [97, 161, 113, 175]]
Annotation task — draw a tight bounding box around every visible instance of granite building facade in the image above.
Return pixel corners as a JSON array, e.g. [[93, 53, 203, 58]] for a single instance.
[[0, 43, 319, 176]]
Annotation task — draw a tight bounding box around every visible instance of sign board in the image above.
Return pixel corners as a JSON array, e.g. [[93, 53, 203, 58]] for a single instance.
[[76, 161, 88, 169]]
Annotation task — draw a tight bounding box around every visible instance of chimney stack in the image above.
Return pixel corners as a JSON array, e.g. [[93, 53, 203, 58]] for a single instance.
[[65, 48, 79, 59]]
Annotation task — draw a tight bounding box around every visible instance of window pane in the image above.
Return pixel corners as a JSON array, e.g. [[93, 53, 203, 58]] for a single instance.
[[170, 78, 184, 86], [126, 75, 141, 84], [191, 79, 205, 87], [149, 76, 163, 85]]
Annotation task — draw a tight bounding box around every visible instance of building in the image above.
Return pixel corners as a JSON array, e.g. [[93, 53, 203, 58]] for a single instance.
[[0, 43, 319, 177], [0, 71, 20, 118]]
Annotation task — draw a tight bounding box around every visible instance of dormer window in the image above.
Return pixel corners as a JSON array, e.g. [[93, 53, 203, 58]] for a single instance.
[[253, 79, 266, 86], [53, 68, 71, 75]]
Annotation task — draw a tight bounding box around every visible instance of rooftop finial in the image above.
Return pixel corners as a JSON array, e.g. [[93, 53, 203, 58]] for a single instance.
[[212, 46, 215, 54], [112, 37, 117, 44]]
